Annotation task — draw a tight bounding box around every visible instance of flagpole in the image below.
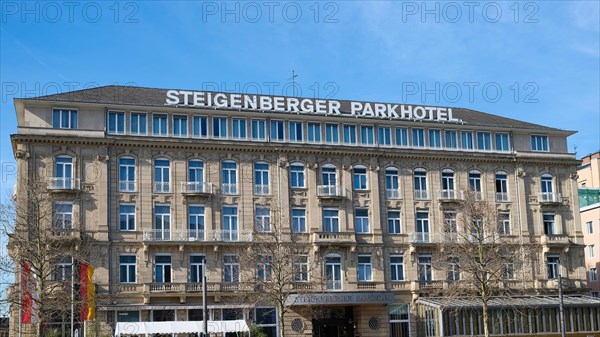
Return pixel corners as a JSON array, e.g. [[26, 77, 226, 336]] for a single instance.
[[71, 257, 74, 337]]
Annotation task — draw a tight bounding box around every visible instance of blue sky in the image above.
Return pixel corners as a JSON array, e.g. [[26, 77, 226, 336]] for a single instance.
[[0, 0, 599, 195]]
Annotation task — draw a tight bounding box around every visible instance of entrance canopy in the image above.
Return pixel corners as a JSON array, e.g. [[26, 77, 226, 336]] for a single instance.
[[114, 320, 249, 336]]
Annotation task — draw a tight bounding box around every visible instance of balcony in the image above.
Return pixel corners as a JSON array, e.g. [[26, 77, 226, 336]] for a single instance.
[[222, 183, 238, 195], [496, 192, 509, 202], [317, 185, 346, 198], [325, 280, 343, 291], [145, 282, 252, 294], [540, 234, 569, 245], [439, 190, 462, 202], [409, 232, 438, 244], [49, 227, 78, 239], [386, 189, 401, 200], [119, 180, 136, 192], [254, 184, 270, 196], [414, 190, 429, 200], [312, 232, 355, 244], [153, 182, 171, 193], [47, 177, 80, 191], [539, 192, 562, 204], [181, 182, 213, 195], [352, 282, 385, 291], [142, 229, 252, 242]]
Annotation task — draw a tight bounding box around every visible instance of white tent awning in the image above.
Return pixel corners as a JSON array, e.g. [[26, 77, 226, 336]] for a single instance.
[[115, 320, 249, 336]]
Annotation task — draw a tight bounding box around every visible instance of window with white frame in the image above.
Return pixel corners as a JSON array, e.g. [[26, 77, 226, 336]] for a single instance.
[[498, 212, 510, 235], [495, 133, 510, 151], [254, 162, 270, 195], [588, 244, 596, 258], [355, 209, 369, 234], [189, 255, 205, 283], [416, 212, 430, 242], [429, 129, 442, 148], [445, 130, 457, 149], [293, 255, 309, 282], [289, 121, 303, 142], [547, 255, 560, 279], [504, 259, 515, 280], [395, 127, 408, 147], [441, 169, 455, 199], [447, 257, 460, 281], [412, 128, 425, 147], [213, 117, 228, 139], [325, 254, 342, 290], [388, 210, 401, 234], [389, 304, 410, 337], [418, 255, 432, 281], [119, 255, 136, 283], [323, 208, 339, 232], [476, 132, 491, 150], [270, 120, 285, 141], [541, 174, 554, 198], [290, 162, 305, 189], [291, 208, 306, 233], [152, 114, 168, 136], [119, 157, 136, 192], [251, 119, 266, 140], [254, 308, 277, 337], [188, 205, 205, 240], [590, 268, 598, 282], [154, 255, 172, 283], [192, 115, 208, 138], [357, 255, 372, 281], [378, 126, 392, 146], [130, 112, 147, 135], [385, 167, 400, 199], [325, 123, 339, 144], [360, 126, 374, 145], [468, 170, 482, 194], [587, 221, 594, 235], [223, 255, 240, 283], [343, 125, 357, 145], [414, 168, 428, 199], [307, 122, 321, 143], [232, 118, 246, 140], [353, 165, 367, 190], [321, 165, 337, 186], [52, 256, 72, 281], [495, 171, 509, 201], [257, 255, 273, 282], [153, 158, 170, 193], [543, 213, 556, 235], [119, 203, 136, 231], [107, 111, 125, 134], [173, 115, 188, 137], [153, 204, 171, 240], [188, 160, 204, 186], [53, 109, 78, 129], [531, 135, 549, 152], [222, 206, 238, 241], [255, 206, 271, 232], [444, 211, 457, 233], [390, 255, 404, 281], [53, 202, 73, 230], [461, 131, 473, 150], [54, 155, 73, 188], [222, 161, 238, 195]]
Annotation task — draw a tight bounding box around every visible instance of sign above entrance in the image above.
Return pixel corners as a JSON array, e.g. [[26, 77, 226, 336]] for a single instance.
[[165, 90, 462, 123], [286, 292, 395, 306]]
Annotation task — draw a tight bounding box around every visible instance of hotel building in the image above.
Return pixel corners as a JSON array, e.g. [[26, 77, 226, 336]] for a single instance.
[[9, 85, 600, 337]]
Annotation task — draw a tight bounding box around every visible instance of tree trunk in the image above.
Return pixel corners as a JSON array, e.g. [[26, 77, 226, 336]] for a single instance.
[[482, 300, 490, 337], [278, 303, 285, 337]]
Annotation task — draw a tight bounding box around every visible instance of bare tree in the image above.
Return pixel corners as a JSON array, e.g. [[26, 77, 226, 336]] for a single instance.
[[0, 179, 91, 337], [432, 189, 537, 337]]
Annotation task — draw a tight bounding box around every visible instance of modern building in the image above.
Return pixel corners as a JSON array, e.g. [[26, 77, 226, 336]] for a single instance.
[[8, 85, 598, 337], [578, 151, 600, 297]]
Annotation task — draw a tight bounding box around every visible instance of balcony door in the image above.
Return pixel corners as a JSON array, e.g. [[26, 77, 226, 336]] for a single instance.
[[154, 255, 172, 283], [55, 156, 73, 189]]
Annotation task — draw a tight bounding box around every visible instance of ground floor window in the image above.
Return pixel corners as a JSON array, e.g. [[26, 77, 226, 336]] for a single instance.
[[117, 311, 140, 322], [152, 309, 175, 321], [188, 309, 204, 321], [389, 304, 410, 337], [254, 307, 277, 337]]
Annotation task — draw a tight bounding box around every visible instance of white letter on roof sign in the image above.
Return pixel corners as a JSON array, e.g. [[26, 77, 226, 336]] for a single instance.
[[387, 104, 399, 118], [351, 102, 362, 115], [362, 103, 374, 117], [400, 105, 412, 119], [315, 100, 327, 114], [288, 98, 300, 112], [180, 91, 193, 105], [425, 107, 436, 120], [166, 90, 180, 105], [193, 92, 205, 106], [436, 107, 447, 121], [260, 96, 273, 110], [301, 99, 314, 112], [273, 97, 285, 111], [328, 101, 341, 115], [214, 93, 228, 107], [448, 108, 460, 122], [230, 94, 242, 108], [244, 95, 257, 110], [413, 106, 426, 119], [375, 103, 386, 117]]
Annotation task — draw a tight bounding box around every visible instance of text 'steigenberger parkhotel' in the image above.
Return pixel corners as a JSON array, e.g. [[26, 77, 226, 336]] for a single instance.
[[9, 86, 600, 337]]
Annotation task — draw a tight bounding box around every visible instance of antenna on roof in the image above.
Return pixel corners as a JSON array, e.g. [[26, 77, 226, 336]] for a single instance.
[[289, 70, 298, 97]]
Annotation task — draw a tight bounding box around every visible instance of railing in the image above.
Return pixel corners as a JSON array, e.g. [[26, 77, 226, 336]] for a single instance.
[[418, 280, 444, 290], [539, 192, 562, 203], [181, 182, 213, 194], [354, 282, 383, 290], [142, 229, 252, 242], [317, 185, 346, 198], [414, 190, 429, 200], [472, 191, 483, 201], [222, 183, 238, 195], [390, 281, 410, 290], [313, 232, 355, 243], [440, 190, 462, 200], [153, 182, 171, 193], [254, 184, 270, 196], [50, 228, 77, 238], [47, 177, 80, 190], [255, 219, 271, 232], [386, 189, 401, 200], [496, 192, 509, 202], [540, 234, 569, 245], [119, 180, 136, 192], [409, 232, 434, 243], [326, 280, 342, 291], [146, 282, 252, 293]]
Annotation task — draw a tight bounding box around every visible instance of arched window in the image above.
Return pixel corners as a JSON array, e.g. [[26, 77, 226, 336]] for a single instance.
[[321, 164, 337, 186], [290, 162, 305, 189], [324, 253, 342, 290], [119, 156, 136, 192], [222, 161, 238, 195], [353, 165, 367, 190], [54, 155, 73, 189], [186, 159, 205, 193], [413, 168, 428, 200], [385, 166, 400, 200], [441, 169, 455, 199], [254, 162, 270, 195], [495, 171, 509, 202], [153, 158, 170, 193]]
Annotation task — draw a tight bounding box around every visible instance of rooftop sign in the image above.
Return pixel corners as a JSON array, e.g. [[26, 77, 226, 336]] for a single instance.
[[165, 90, 462, 123]]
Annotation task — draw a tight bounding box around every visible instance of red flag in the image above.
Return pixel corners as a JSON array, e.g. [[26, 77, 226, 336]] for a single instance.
[[21, 262, 32, 324], [80, 263, 95, 320]]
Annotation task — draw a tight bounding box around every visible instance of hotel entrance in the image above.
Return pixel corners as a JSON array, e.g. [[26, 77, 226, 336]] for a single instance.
[[312, 307, 355, 337]]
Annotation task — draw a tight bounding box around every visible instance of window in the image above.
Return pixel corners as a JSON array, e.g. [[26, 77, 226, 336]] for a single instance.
[[587, 221, 594, 235], [541, 174, 553, 195], [495, 133, 510, 151], [257, 256, 273, 282], [290, 162, 305, 188], [358, 255, 372, 281], [270, 120, 285, 141], [353, 165, 367, 190], [232, 118, 246, 139], [254, 162, 270, 195], [188, 160, 204, 191], [468, 170, 481, 194], [444, 211, 457, 233], [323, 208, 339, 232], [117, 311, 140, 323], [325, 123, 339, 144], [222, 206, 238, 241], [476, 132, 491, 150], [414, 168, 428, 199], [360, 126, 374, 145], [222, 161, 238, 195], [307, 122, 321, 143], [390, 255, 404, 281], [543, 213, 555, 235], [291, 208, 306, 233], [52, 256, 72, 281], [395, 127, 408, 147], [53, 202, 73, 230], [119, 204, 136, 231], [386, 167, 400, 199], [54, 155, 73, 188], [498, 212, 510, 235], [192, 115, 208, 138], [119, 157, 136, 192], [52, 109, 77, 129], [213, 117, 228, 139], [289, 121, 303, 142], [355, 209, 369, 234], [495, 171, 509, 201], [188, 205, 205, 240], [461, 131, 473, 150], [531, 135, 549, 152], [388, 210, 402, 234], [251, 119, 266, 140], [189, 255, 205, 283], [504, 260, 515, 280], [130, 112, 147, 135], [445, 130, 457, 149], [255, 206, 271, 232], [152, 114, 168, 136], [412, 128, 425, 147], [293, 255, 309, 282], [153, 158, 170, 193], [119, 255, 136, 283], [154, 255, 172, 283], [325, 254, 342, 290], [441, 169, 455, 199], [590, 268, 598, 282], [447, 257, 460, 281], [547, 255, 560, 279], [343, 125, 357, 145], [416, 212, 430, 242], [428, 129, 441, 148], [588, 244, 596, 258], [389, 304, 410, 337], [418, 255, 432, 281], [378, 126, 392, 146], [322, 165, 337, 186], [173, 115, 188, 137], [107, 111, 125, 134], [223, 255, 239, 282], [254, 308, 277, 337], [153, 204, 171, 240]]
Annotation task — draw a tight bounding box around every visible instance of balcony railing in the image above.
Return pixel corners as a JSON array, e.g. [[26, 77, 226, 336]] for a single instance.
[[47, 177, 80, 190], [222, 183, 238, 195], [142, 229, 252, 242], [50, 228, 77, 238], [409, 232, 434, 243], [153, 182, 171, 193], [119, 180, 136, 192], [313, 232, 355, 243], [540, 234, 569, 245], [254, 184, 270, 196], [414, 190, 429, 200], [326, 280, 342, 291], [539, 192, 561, 203], [386, 189, 401, 200], [496, 192, 509, 202], [440, 190, 462, 201], [317, 185, 346, 198], [181, 182, 213, 194], [255, 219, 271, 232]]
